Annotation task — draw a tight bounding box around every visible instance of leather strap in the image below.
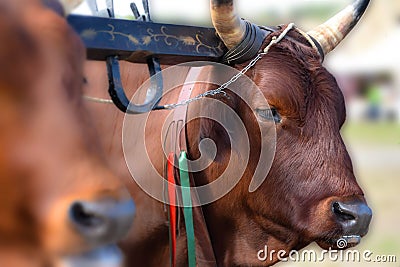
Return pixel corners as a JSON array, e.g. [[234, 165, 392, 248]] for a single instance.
[[307, 34, 325, 62], [173, 68, 199, 267], [172, 67, 201, 154], [222, 21, 269, 65], [166, 67, 217, 267]]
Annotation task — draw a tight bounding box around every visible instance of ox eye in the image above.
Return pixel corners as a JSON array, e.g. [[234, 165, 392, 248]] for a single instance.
[[256, 108, 282, 123]]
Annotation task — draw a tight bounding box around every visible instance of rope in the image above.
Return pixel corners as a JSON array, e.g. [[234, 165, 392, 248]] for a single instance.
[[83, 95, 113, 104]]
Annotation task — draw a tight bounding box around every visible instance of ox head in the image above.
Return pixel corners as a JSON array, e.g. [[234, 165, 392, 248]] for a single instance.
[[188, 0, 372, 265], [0, 0, 133, 266]]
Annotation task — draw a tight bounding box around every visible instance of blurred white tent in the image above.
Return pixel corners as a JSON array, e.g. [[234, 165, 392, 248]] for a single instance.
[[326, 27, 400, 75], [326, 27, 400, 122]]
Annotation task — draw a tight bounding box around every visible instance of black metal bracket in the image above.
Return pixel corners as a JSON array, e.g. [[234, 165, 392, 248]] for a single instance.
[[106, 0, 163, 114], [87, 0, 164, 114], [130, 0, 152, 22], [68, 0, 225, 114], [67, 15, 224, 64], [107, 56, 163, 114], [87, 0, 114, 17]]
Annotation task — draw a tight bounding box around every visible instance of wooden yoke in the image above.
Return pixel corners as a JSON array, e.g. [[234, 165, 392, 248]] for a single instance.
[[67, 15, 225, 65]]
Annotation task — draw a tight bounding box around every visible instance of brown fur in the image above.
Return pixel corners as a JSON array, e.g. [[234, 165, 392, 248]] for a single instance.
[[0, 1, 131, 266], [186, 28, 365, 266], [83, 27, 369, 266]]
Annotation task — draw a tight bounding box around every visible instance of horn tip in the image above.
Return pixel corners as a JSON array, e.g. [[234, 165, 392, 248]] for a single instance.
[[307, 0, 371, 59], [353, 0, 371, 20]]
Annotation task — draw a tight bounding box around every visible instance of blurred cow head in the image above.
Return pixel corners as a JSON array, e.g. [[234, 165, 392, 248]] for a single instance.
[[0, 0, 134, 266]]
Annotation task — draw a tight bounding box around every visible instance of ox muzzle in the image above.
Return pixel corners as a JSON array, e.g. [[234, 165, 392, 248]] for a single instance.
[[332, 199, 372, 240]]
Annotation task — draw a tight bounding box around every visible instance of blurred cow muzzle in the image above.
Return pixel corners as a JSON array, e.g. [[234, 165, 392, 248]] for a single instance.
[[69, 198, 135, 245]]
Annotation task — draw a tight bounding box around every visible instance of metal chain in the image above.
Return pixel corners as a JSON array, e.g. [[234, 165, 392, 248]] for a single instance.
[[83, 23, 295, 110], [161, 23, 295, 110]]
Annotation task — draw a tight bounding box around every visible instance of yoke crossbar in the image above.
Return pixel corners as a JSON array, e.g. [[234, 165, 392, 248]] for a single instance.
[[67, 15, 225, 64]]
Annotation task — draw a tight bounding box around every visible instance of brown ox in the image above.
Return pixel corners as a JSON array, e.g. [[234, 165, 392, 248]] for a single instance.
[[83, 0, 372, 266], [0, 0, 134, 266]]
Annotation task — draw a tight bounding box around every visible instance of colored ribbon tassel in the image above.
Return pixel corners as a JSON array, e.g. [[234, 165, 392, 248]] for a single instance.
[[167, 152, 177, 267], [179, 151, 197, 267]]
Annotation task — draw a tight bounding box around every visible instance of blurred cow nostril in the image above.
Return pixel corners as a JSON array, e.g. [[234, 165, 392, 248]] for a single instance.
[[69, 199, 135, 244], [70, 202, 104, 228]]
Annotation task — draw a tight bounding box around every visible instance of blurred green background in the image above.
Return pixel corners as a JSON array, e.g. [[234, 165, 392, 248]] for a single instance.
[[75, 0, 400, 265]]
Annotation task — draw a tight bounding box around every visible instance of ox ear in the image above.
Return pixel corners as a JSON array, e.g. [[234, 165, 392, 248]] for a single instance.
[[57, 0, 84, 15]]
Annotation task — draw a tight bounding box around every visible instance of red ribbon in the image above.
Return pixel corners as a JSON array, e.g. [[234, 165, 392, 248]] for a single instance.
[[167, 152, 176, 267]]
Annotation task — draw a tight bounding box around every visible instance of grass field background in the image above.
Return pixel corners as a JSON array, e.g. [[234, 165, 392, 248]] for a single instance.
[[277, 122, 400, 266]]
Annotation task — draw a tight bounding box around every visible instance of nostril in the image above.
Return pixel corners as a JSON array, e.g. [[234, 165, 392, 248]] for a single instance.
[[69, 202, 105, 228], [68, 199, 135, 244], [332, 201, 356, 221], [332, 200, 372, 237]]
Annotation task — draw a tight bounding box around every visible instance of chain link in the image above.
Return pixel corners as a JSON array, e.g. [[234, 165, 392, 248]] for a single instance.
[[162, 23, 295, 110], [162, 52, 265, 109]]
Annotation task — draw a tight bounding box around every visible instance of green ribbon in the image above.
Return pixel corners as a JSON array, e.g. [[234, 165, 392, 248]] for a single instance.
[[179, 151, 196, 267]]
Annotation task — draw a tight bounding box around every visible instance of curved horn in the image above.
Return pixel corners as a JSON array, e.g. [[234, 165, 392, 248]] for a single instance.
[[307, 0, 370, 57], [210, 0, 246, 50]]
